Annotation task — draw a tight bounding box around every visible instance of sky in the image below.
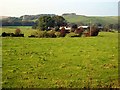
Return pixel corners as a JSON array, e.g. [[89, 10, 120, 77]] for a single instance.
[[0, 0, 119, 17]]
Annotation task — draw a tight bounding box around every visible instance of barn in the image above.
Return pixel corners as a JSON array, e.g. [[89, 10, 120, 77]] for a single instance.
[[78, 26, 89, 30]]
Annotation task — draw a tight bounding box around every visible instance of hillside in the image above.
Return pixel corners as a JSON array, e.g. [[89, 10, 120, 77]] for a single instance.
[[62, 15, 118, 25], [20, 14, 118, 25], [1, 14, 118, 26], [20, 14, 55, 21], [0, 16, 9, 20]]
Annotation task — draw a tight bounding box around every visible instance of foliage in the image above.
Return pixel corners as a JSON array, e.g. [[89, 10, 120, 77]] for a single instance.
[[20, 14, 55, 20], [37, 16, 54, 30], [37, 15, 67, 31], [2, 15, 119, 30], [71, 24, 78, 32], [54, 26, 60, 31], [46, 30, 56, 38], [90, 26, 99, 36], [52, 15, 67, 27], [103, 25, 110, 32], [59, 27, 66, 37], [32, 20, 38, 29], [32, 24, 37, 29], [30, 31, 38, 36], [37, 31, 48, 38], [2, 17, 35, 26], [72, 24, 78, 29], [74, 27, 84, 36], [65, 32, 79, 37], [22, 21, 35, 26], [15, 28, 21, 35], [55, 32, 61, 37]]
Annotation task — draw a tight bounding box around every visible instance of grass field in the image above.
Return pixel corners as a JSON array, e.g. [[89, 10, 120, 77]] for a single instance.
[[1, 26, 119, 88], [63, 15, 118, 25]]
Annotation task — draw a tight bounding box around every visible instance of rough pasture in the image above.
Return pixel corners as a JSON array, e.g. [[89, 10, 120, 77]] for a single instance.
[[1, 26, 119, 88]]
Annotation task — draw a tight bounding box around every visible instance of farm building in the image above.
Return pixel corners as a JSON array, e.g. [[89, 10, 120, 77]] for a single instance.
[[59, 26, 71, 30], [78, 26, 89, 29]]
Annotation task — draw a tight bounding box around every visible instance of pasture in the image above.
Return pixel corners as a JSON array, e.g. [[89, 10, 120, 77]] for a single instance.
[[1, 26, 119, 88]]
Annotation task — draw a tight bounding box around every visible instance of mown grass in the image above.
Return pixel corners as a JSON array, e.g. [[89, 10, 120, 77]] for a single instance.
[[2, 26, 119, 88]]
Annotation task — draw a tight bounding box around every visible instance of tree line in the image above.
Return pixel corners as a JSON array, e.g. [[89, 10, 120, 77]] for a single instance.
[[2, 17, 35, 26], [1, 15, 119, 31]]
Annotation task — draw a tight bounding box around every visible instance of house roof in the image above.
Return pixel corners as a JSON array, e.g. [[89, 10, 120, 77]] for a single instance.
[[59, 27, 71, 30], [98, 26, 103, 28], [78, 26, 89, 29]]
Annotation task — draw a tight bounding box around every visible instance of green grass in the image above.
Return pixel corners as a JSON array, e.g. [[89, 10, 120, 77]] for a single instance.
[[2, 26, 34, 37], [63, 15, 118, 25], [2, 26, 119, 88]]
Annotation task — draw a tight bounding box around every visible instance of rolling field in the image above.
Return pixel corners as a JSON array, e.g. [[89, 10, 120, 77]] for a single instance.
[[63, 15, 118, 25], [1, 27, 119, 88]]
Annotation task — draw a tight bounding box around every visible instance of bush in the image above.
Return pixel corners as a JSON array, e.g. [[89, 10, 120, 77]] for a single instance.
[[65, 32, 79, 37], [109, 29, 115, 33], [28, 31, 38, 37], [55, 26, 59, 31], [91, 26, 99, 36], [60, 27, 66, 37], [28, 35, 36, 37], [83, 32, 90, 37], [37, 31, 48, 38], [32, 24, 37, 29], [47, 30, 56, 38], [31, 31, 38, 36], [74, 27, 84, 37], [55, 32, 61, 37], [2, 32, 11, 37], [71, 24, 78, 32], [70, 28, 76, 32], [15, 28, 21, 35], [29, 30, 59, 38], [11, 29, 24, 37]]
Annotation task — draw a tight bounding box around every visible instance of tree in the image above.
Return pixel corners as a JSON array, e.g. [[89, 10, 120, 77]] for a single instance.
[[109, 24, 114, 30], [74, 27, 84, 36], [103, 25, 109, 32], [32, 20, 38, 29], [38, 16, 54, 30], [37, 15, 67, 30], [90, 25, 99, 36], [52, 16, 67, 27], [60, 27, 66, 37], [71, 24, 78, 32], [15, 28, 21, 35]]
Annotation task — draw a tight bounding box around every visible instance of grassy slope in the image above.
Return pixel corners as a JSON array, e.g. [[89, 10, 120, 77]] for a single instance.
[[2, 27, 119, 88], [1, 15, 117, 25], [63, 15, 118, 25]]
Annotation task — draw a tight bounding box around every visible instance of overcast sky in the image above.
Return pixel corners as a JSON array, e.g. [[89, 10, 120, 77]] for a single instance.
[[0, 0, 119, 17]]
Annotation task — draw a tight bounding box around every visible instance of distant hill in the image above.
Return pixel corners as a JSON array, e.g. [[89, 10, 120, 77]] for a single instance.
[[19, 14, 117, 25], [62, 14, 118, 25], [1, 14, 118, 27], [20, 14, 55, 21], [0, 16, 9, 20]]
